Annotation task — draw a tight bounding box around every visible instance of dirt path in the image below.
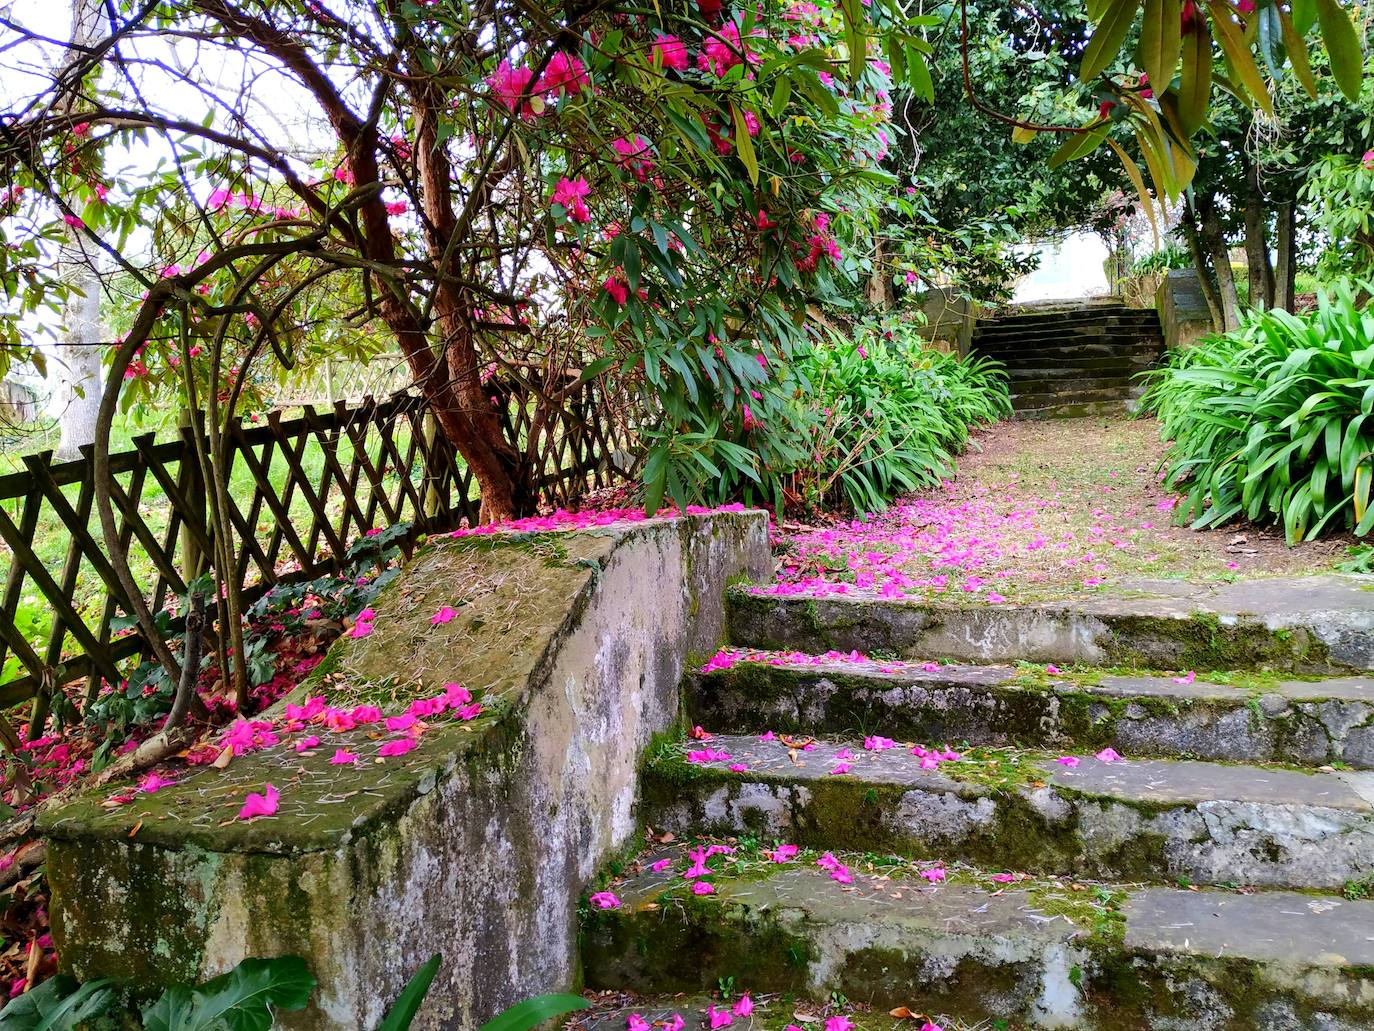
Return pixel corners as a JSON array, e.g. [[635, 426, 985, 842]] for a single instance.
[[770, 416, 1350, 603]]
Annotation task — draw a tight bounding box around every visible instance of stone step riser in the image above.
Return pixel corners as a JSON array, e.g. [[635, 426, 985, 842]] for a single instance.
[[975, 312, 1160, 332], [724, 584, 1374, 672], [582, 870, 1374, 1028], [1000, 358, 1158, 376], [974, 328, 1163, 347], [1014, 399, 1142, 420], [686, 667, 1374, 770], [642, 757, 1374, 890], [980, 343, 1163, 362], [1009, 380, 1144, 398]]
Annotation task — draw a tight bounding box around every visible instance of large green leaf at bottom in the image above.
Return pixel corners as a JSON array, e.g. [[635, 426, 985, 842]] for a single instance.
[[0, 976, 117, 1030], [141, 956, 315, 1031]]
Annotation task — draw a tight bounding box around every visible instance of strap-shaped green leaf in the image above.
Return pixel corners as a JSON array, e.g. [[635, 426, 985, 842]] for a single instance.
[[731, 103, 759, 185], [1315, 0, 1363, 100], [1047, 123, 1111, 168], [1138, 0, 1182, 94], [1178, 18, 1213, 135], [1081, 0, 1143, 82], [478, 995, 591, 1031], [1278, 5, 1319, 99], [1205, 0, 1273, 113]]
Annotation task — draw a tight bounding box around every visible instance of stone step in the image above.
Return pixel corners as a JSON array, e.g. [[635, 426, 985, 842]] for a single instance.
[[973, 327, 1163, 348], [1000, 360, 1159, 382], [643, 735, 1374, 889], [976, 309, 1160, 332], [1008, 377, 1142, 398], [976, 340, 1163, 361], [725, 575, 1374, 672], [581, 845, 1374, 1028], [687, 651, 1374, 769], [1014, 398, 1143, 420]]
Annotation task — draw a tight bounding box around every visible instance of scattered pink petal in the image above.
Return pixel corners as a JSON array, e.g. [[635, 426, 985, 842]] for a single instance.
[[431, 606, 458, 625], [768, 843, 798, 862], [295, 735, 321, 752], [589, 890, 620, 909], [650, 858, 673, 872], [733, 995, 753, 1017], [1045, 664, 1061, 674], [237, 783, 280, 820], [1095, 747, 1123, 763], [137, 772, 178, 793], [919, 866, 946, 883], [1172, 670, 1196, 684], [330, 749, 359, 765], [693, 880, 716, 896], [1056, 756, 1081, 767], [379, 738, 418, 757]]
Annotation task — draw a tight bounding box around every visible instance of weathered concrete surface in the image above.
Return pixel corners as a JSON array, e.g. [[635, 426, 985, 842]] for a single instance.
[[582, 847, 1374, 1029], [727, 575, 1374, 672], [691, 656, 1374, 769], [644, 736, 1374, 888], [40, 511, 770, 1029]]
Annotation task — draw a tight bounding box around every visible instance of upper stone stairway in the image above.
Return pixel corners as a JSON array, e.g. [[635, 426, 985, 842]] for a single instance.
[[971, 299, 1166, 420], [577, 573, 1374, 1030]]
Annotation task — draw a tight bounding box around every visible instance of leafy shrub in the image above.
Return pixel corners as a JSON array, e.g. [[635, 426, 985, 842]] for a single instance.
[[1142, 284, 1374, 543], [787, 320, 1011, 513], [1131, 242, 1191, 276]]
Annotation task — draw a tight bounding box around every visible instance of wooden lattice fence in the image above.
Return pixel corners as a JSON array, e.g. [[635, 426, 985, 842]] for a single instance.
[[0, 388, 632, 737]]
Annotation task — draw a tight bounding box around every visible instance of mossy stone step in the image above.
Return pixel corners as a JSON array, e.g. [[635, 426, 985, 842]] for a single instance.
[[725, 575, 1374, 673], [643, 735, 1374, 889], [688, 653, 1374, 769], [581, 845, 1374, 1028]]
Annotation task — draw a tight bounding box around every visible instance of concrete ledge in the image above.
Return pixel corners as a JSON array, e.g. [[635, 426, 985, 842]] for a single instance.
[[727, 575, 1374, 672], [582, 847, 1374, 1028], [40, 511, 770, 1028], [643, 737, 1374, 889], [688, 654, 1374, 769]]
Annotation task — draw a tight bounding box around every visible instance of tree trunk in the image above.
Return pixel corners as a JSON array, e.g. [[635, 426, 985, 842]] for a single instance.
[[867, 238, 892, 310], [52, 0, 106, 462], [1242, 159, 1275, 312], [1181, 199, 1225, 331], [1274, 198, 1298, 313], [53, 261, 103, 461], [1199, 195, 1241, 330]]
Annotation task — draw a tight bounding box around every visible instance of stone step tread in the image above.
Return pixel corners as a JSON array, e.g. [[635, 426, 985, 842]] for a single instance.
[[700, 648, 1374, 701], [724, 574, 1374, 673], [663, 733, 1374, 812], [690, 651, 1374, 769], [569, 997, 918, 1031], [582, 846, 1374, 1024]]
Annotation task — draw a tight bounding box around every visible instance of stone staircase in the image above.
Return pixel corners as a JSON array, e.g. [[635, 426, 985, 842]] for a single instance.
[[576, 576, 1374, 1029], [971, 300, 1165, 420]]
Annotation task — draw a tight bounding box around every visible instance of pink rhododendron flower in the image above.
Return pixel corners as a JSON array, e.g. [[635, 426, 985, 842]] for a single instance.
[[611, 135, 654, 181], [330, 749, 360, 765], [551, 176, 591, 223], [538, 52, 589, 96], [829, 763, 851, 775], [351, 620, 374, 638], [385, 200, 408, 216], [825, 1018, 855, 1031], [352, 705, 383, 724], [379, 738, 418, 757], [443, 682, 472, 705], [664, 1017, 685, 1031], [295, 735, 322, 752], [707, 1005, 733, 1028], [920, 1023, 944, 1031], [627, 1015, 651, 1031], [603, 276, 629, 305], [62, 213, 85, 229], [1364, 150, 1374, 170], [769, 843, 798, 862], [733, 995, 753, 1017], [487, 60, 537, 116], [864, 735, 897, 751], [650, 858, 674, 872], [1096, 747, 1123, 763], [990, 872, 1017, 883], [431, 606, 458, 625], [385, 713, 416, 733], [653, 33, 690, 70], [919, 866, 946, 883], [1057, 756, 1080, 767], [687, 748, 732, 764], [1172, 671, 1196, 684], [589, 890, 620, 909], [1046, 664, 1061, 674], [237, 783, 280, 820], [692, 880, 715, 895], [728, 762, 748, 772]]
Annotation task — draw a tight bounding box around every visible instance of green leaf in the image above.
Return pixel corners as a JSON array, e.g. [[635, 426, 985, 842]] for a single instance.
[[1315, 0, 1363, 100], [839, 0, 865, 82], [1178, 17, 1213, 135], [1277, 6, 1318, 99], [377, 955, 441, 1031], [731, 104, 759, 186], [1138, 0, 1182, 96], [1205, 0, 1273, 113], [1047, 124, 1111, 168], [142, 956, 315, 1031], [1080, 0, 1142, 83], [0, 976, 118, 1030]]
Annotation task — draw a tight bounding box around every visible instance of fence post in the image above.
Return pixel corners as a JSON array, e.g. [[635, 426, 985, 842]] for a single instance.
[[177, 409, 208, 583], [420, 408, 442, 522]]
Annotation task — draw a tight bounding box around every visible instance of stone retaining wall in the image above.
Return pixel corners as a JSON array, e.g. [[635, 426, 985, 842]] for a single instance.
[[39, 511, 770, 1028]]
